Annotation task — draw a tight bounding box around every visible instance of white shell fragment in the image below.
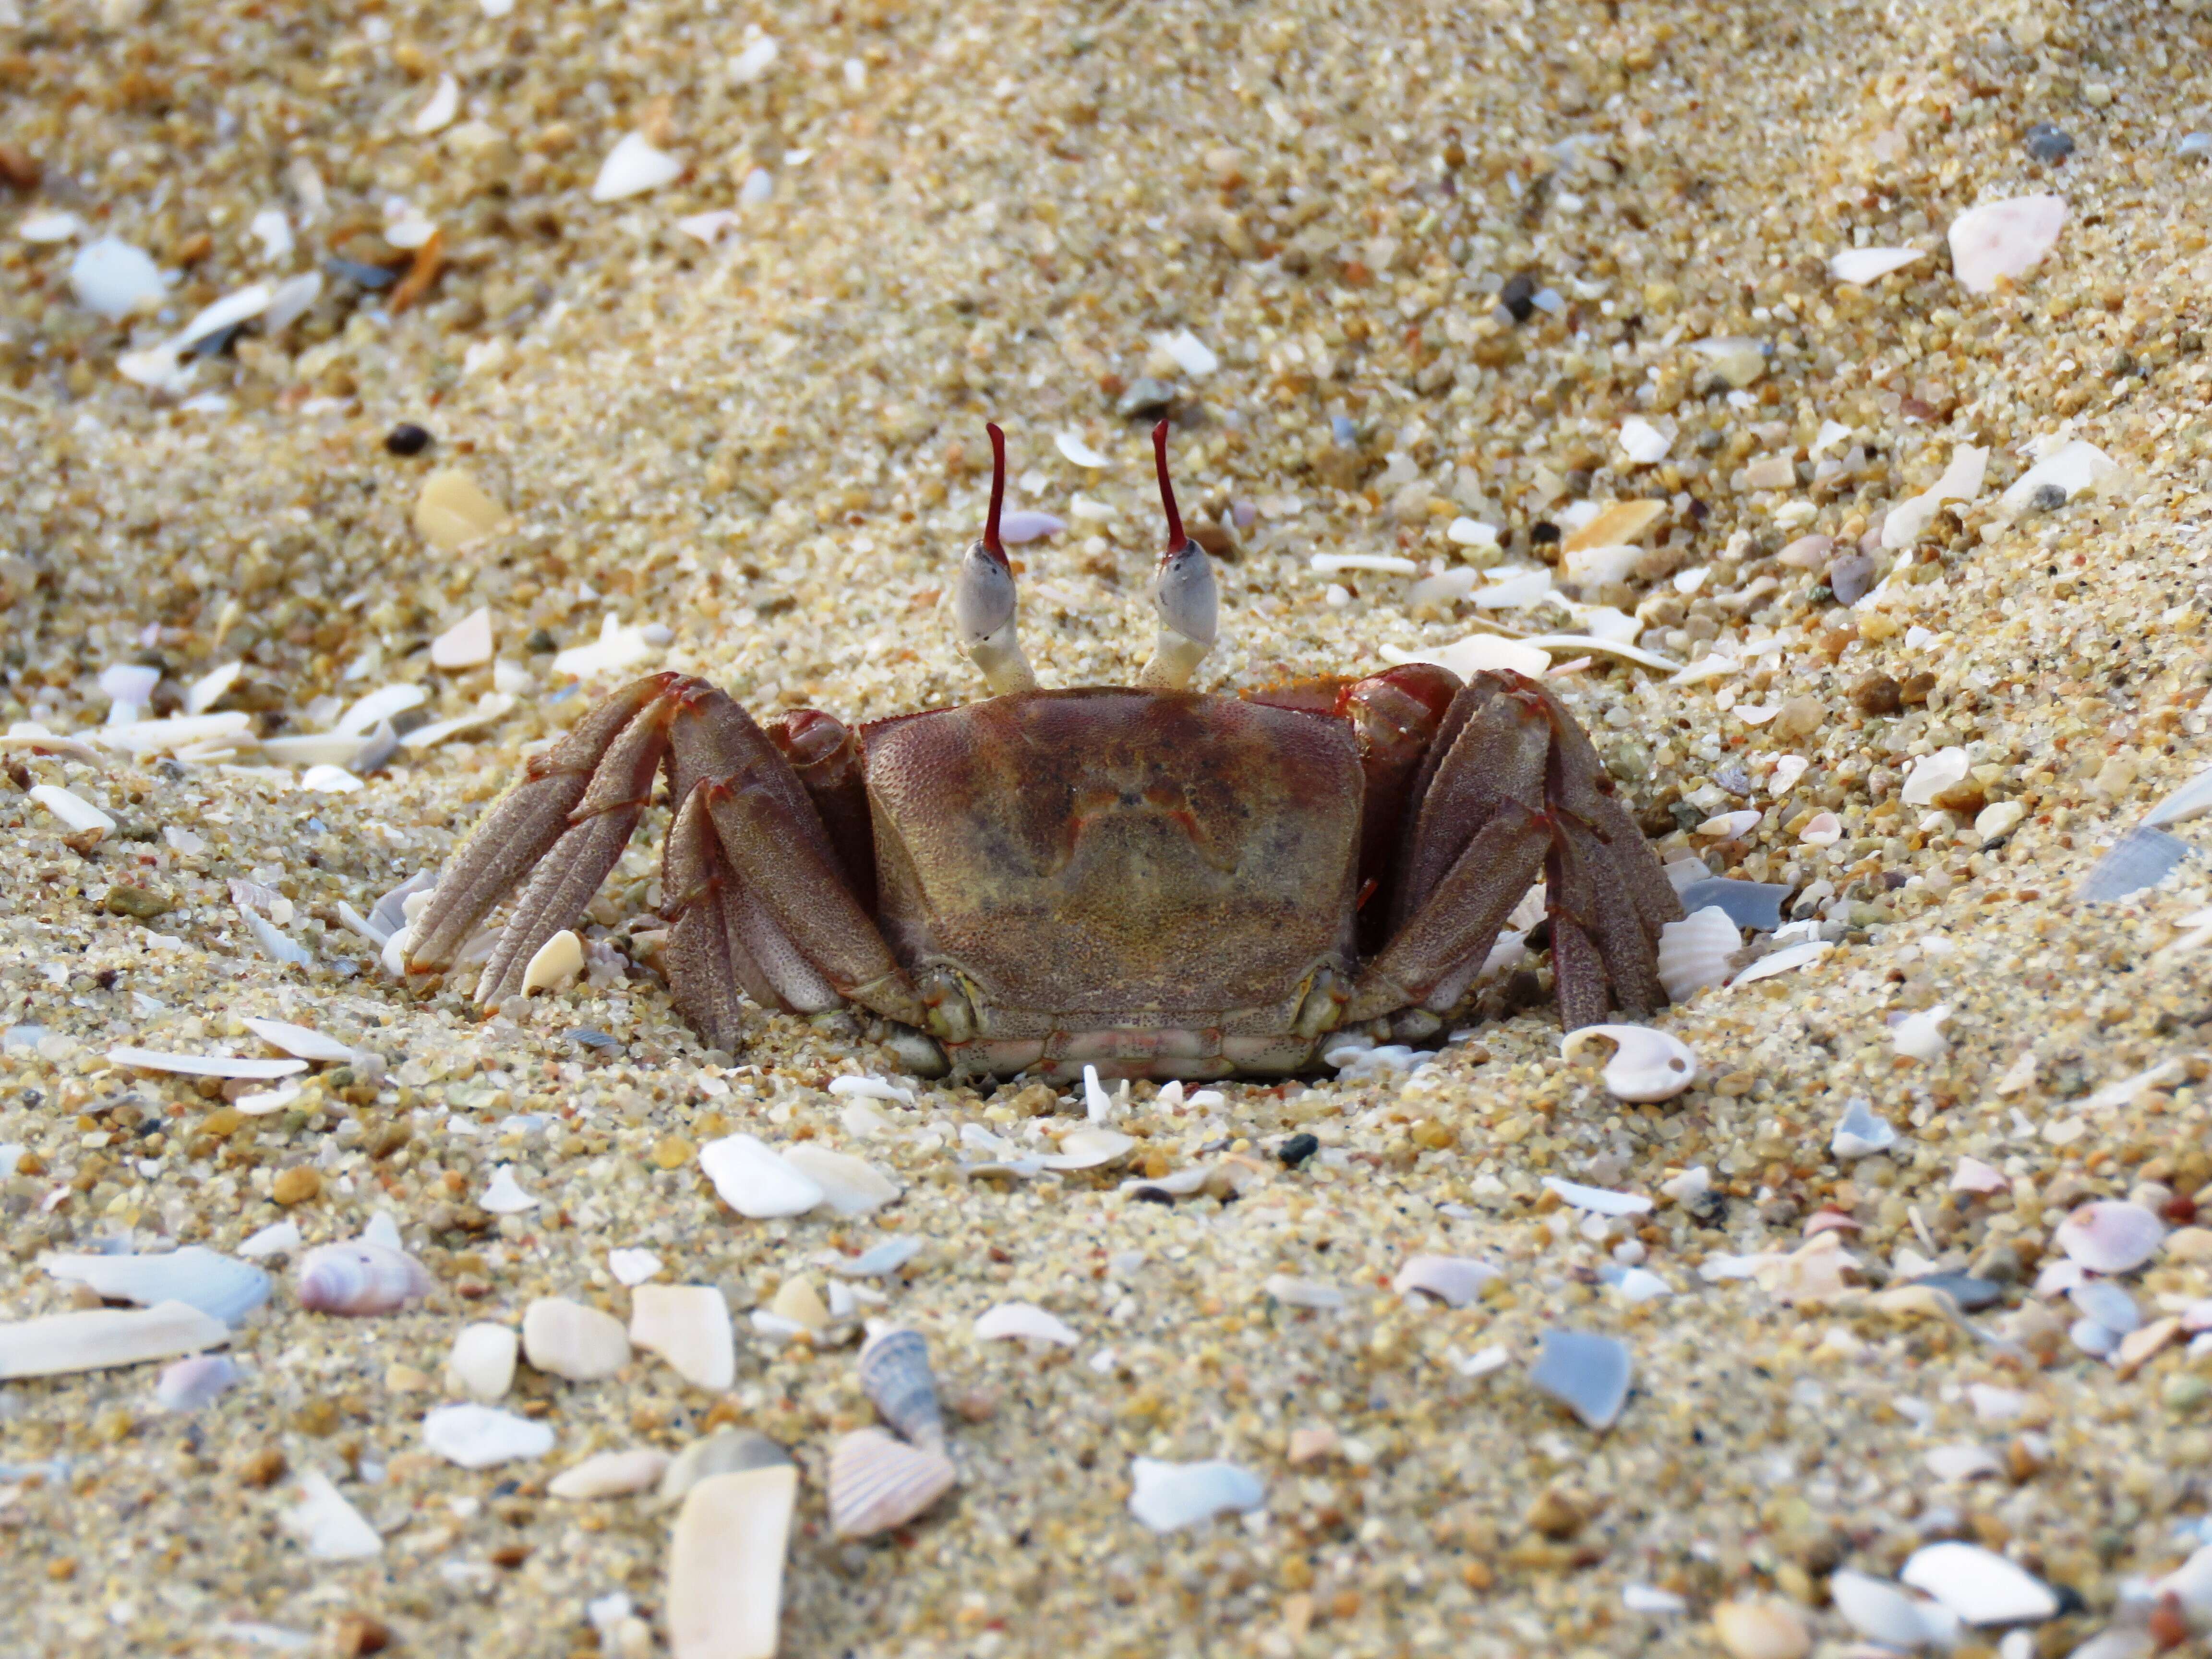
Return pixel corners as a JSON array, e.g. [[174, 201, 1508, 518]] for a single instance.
[[1902, 746, 1972, 806], [700, 1133, 826, 1219], [520, 929, 585, 995], [610, 1248, 664, 1286], [281, 1471, 383, 1561], [1392, 1256, 1499, 1308], [2146, 764, 2212, 829], [2000, 439, 2118, 513], [1056, 432, 1112, 468], [430, 605, 494, 668], [70, 236, 165, 319], [828, 1428, 958, 1538], [1654, 906, 1739, 1003], [481, 1165, 541, 1214], [156, 1352, 242, 1411], [410, 72, 459, 136], [296, 1243, 434, 1316], [241, 1017, 354, 1063], [1559, 1025, 1700, 1102], [630, 1285, 736, 1391], [1899, 1541, 2058, 1625], [1830, 1098, 1899, 1160], [657, 1431, 794, 1508], [1530, 1328, 1632, 1431], [1542, 1178, 1655, 1217], [31, 783, 118, 836], [107, 1046, 307, 1081], [0, 1299, 228, 1380], [550, 1448, 670, 1499], [1882, 448, 1987, 552], [1891, 1005, 1951, 1062], [1829, 246, 1924, 285], [592, 132, 684, 202], [523, 1297, 632, 1381], [665, 1466, 797, 1659], [1947, 193, 2066, 294], [1041, 1127, 1135, 1171], [238, 1220, 302, 1260], [41, 1247, 271, 1326], [2054, 1202, 2164, 1274], [1128, 1457, 1264, 1534], [974, 1302, 1079, 1346], [1264, 1274, 1346, 1310], [781, 1145, 901, 1216], [1618, 416, 1671, 465], [446, 1322, 519, 1402], [423, 1403, 555, 1469], [1731, 940, 1833, 986]]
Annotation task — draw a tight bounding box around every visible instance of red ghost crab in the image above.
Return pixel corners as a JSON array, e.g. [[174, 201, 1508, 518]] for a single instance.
[[404, 422, 1682, 1081]]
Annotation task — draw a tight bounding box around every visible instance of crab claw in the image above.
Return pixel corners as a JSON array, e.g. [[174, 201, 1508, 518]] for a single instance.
[[950, 422, 1040, 697], [1136, 418, 1217, 691]]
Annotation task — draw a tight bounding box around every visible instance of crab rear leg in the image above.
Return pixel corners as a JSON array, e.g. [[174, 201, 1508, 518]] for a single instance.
[[1346, 670, 1681, 1029]]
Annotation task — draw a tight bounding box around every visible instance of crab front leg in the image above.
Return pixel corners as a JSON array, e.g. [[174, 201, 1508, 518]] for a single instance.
[[409, 673, 925, 1047], [1345, 670, 1683, 1031]]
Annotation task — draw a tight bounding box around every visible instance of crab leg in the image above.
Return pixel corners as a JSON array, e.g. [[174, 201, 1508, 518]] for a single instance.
[[950, 422, 1039, 697], [408, 673, 679, 977], [1135, 418, 1217, 691]]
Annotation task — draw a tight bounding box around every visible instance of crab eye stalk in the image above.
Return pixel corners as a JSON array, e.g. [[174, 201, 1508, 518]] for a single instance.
[[1136, 418, 1217, 691], [950, 421, 1039, 697]]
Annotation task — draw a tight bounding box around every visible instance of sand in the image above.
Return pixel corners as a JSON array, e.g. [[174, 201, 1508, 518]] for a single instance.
[[6, 0, 2212, 1653]]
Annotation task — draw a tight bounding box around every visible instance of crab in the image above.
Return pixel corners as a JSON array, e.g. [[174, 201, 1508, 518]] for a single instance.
[[404, 421, 1683, 1081]]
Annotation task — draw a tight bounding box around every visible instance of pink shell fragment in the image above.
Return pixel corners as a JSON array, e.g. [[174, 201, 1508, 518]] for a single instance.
[[1802, 1210, 1862, 1237], [2053, 1201, 2163, 1275], [1950, 1157, 2007, 1195], [1946, 194, 2066, 295]]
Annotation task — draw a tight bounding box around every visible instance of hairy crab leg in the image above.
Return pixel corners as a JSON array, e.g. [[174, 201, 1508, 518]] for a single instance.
[[407, 673, 678, 973], [1345, 809, 1551, 1022], [949, 422, 1039, 697], [1135, 418, 1218, 691], [763, 709, 877, 915], [470, 692, 683, 1007]]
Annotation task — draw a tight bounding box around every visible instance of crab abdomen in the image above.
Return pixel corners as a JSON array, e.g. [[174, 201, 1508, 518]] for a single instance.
[[860, 689, 1361, 1077]]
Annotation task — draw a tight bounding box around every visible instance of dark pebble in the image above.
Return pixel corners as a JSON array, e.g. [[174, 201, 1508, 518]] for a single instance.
[[1500, 272, 1538, 324], [525, 628, 558, 654], [2029, 481, 2068, 513], [1277, 1132, 1320, 1168], [1130, 1187, 1175, 1206], [1529, 521, 1561, 546], [385, 422, 433, 457], [2023, 122, 2075, 164], [1851, 673, 1903, 717], [1904, 1272, 2004, 1311]]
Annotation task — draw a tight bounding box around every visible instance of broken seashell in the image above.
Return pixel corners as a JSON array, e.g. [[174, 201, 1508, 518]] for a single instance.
[[1891, 1005, 1951, 1062], [1655, 906, 1738, 1002], [1676, 877, 1790, 931], [40, 1246, 271, 1326], [609, 1248, 663, 1286], [1392, 1255, 1499, 1308], [1559, 1024, 1699, 1103], [781, 1144, 900, 1215], [1830, 1097, 1898, 1160], [1265, 1274, 1346, 1310], [1530, 1327, 1632, 1431], [445, 1322, 519, 1402], [238, 1220, 302, 1259], [156, 1352, 242, 1411], [629, 1284, 736, 1391], [592, 131, 683, 203], [523, 1296, 631, 1381], [974, 1301, 1079, 1346], [1798, 812, 1842, 846], [282, 1470, 382, 1561], [413, 468, 508, 552], [1040, 1127, 1135, 1170], [240, 1016, 354, 1063], [666, 1466, 797, 1659], [768, 1277, 830, 1333], [1055, 431, 1112, 469], [656, 1431, 793, 1508], [1901, 746, 1971, 807], [0, 1300, 229, 1380], [1127, 1457, 1265, 1533], [1828, 246, 1924, 285], [107, 1045, 305, 1081], [1899, 1540, 2057, 1625], [296, 1243, 433, 1315], [520, 929, 584, 995], [828, 1428, 958, 1538], [1946, 193, 2066, 295], [480, 1166, 539, 1215], [1542, 1177, 1654, 1216], [1694, 809, 1763, 840], [699, 1133, 825, 1219], [550, 1447, 670, 1499], [1711, 1599, 1810, 1659], [2054, 1201, 2164, 1274], [1731, 940, 1832, 986], [430, 605, 493, 669], [423, 1402, 555, 1468], [858, 1326, 945, 1450]]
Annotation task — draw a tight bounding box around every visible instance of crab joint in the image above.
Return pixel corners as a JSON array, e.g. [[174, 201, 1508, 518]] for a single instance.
[[1136, 418, 1217, 691], [951, 422, 1040, 697]]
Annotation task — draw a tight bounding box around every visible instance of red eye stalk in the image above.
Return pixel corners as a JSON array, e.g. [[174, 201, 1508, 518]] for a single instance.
[[983, 421, 1008, 561], [1152, 418, 1185, 550]]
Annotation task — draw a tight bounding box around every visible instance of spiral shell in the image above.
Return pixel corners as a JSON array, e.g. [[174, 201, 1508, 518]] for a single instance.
[[826, 1428, 956, 1539], [295, 1242, 433, 1315], [857, 1326, 944, 1452]]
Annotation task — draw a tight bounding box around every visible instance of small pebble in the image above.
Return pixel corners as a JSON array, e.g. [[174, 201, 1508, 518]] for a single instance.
[[1277, 1133, 1320, 1168], [272, 1167, 322, 1206], [2022, 122, 2075, 164], [384, 422, 433, 457]]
